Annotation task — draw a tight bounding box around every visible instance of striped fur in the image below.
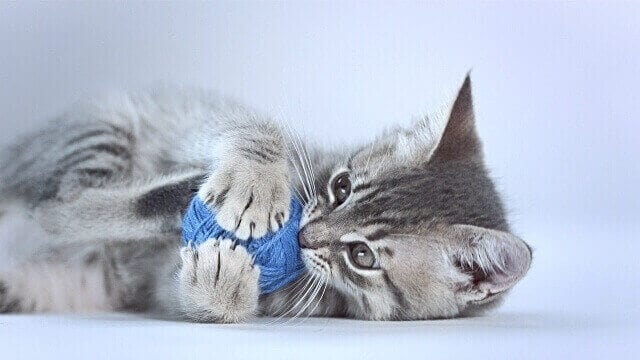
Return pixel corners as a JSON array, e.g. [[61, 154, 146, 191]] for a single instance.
[[0, 77, 531, 322]]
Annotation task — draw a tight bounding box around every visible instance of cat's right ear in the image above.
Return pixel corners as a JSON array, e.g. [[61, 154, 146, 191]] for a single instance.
[[443, 224, 532, 306]]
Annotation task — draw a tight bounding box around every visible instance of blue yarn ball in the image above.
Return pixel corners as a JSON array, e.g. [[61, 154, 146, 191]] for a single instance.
[[181, 196, 305, 294]]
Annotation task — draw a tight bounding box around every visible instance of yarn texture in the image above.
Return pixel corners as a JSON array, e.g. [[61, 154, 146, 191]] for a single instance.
[[182, 196, 305, 294]]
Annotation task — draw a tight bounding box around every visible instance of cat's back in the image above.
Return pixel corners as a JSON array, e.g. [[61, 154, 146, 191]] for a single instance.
[[1, 86, 248, 196]]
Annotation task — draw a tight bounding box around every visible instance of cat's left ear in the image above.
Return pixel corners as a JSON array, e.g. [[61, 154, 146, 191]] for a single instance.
[[444, 224, 532, 305], [394, 74, 482, 164]]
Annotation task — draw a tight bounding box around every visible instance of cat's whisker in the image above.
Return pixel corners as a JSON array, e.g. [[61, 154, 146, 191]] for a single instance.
[[303, 144, 317, 198], [267, 273, 318, 324], [273, 277, 313, 315], [267, 274, 313, 321], [286, 274, 325, 323], [281, 274, 321, 323], [301, 276, 328, 321], [295, 276, 325, 321], [286, 125, 315, 201], [286, 120, 316, 200], [284, 134, 311, 203], [288, 184, 306, 207], [282, 122, 313, 203], [291, 129, 317, 198], [270, 108, 310, 206]]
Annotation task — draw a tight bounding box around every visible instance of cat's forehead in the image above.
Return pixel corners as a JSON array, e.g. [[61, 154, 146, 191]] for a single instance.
[[343, 159, 509, 233], [349, 136, 412, 173], [348, 138, 439, 181]]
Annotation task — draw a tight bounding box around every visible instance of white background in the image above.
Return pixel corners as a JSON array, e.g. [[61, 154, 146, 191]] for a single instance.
[[0, 2, 638, 359]]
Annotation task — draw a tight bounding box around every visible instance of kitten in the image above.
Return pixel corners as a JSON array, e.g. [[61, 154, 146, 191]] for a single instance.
[[0, 76, 531, 322]]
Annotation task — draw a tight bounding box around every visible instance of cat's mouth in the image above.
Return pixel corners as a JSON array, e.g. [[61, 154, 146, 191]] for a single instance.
[[300, 249, 331, 277]]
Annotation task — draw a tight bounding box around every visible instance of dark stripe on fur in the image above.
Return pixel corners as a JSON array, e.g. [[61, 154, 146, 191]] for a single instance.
[[352, 182, 373, 193], [135, 174, 204, 217], [65, 129, 111, 146], [0, 281, 22, 313], [366, 229, 389, 241], [213, 186, 230, 208], [58, 143, 131, 166], [239, 147, 279, 164], [382, 272, 408, 318]]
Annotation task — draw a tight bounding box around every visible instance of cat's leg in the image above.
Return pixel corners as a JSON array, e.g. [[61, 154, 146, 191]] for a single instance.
[[0, 235, 178, 314], [198, 121, 291, 240], [33, 170, 204, 243], [1, 118, 139, 206], [0, 255, 114, 314], [176, 238, 260, 323], [0, 171, 201, 314]]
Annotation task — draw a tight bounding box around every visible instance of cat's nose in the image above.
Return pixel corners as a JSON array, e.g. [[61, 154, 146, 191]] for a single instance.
[[298, 227, 316, 249], [299, 221, 335, 249]]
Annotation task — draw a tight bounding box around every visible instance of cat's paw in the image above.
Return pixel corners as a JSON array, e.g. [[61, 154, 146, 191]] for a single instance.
[[199, 155, 290, 240], [178, 239, 260, 323]]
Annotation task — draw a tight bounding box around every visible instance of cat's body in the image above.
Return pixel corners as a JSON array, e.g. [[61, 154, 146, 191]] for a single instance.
[[0, 77, 531, 322]]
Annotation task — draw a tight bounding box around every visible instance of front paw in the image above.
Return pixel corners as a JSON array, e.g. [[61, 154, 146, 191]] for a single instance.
[[199, 156, 290, 240], [178, 239, 260, 323]]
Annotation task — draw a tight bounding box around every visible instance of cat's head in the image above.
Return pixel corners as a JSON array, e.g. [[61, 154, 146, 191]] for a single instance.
[[297, 76, 532, 320]]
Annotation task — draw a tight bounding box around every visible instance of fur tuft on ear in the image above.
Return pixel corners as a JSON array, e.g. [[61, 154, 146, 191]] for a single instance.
[[431, 74, 483, 162], [445, 224, 532, 305], [392, 110, 449, 165], [391, 74, 483, 165]]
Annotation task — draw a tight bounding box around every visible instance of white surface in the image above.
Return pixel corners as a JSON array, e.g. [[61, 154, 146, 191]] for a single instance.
[[0, 311, 636, 360], [0, 2, 638, 359]]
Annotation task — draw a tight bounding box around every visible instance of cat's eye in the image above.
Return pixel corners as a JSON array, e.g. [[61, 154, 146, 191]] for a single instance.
[[331, 173, 351, 205], [348, 242, 376, 269]]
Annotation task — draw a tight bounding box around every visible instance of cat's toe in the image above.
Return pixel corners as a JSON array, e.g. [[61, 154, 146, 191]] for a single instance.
[[269, 206, 290, 233], [197, 134, 293, 238], [201, 165, 291, 239], [234, 202, 270, 240], [177, 239, 259, 323]]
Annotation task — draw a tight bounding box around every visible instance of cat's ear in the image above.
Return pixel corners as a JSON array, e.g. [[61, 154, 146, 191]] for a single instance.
[[393, 75, 482, 164], [444, 224, 532, 305], [431, 74, 482, 162]]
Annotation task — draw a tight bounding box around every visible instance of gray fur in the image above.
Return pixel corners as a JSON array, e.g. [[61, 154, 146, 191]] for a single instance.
[[0, 77, 531, 322]]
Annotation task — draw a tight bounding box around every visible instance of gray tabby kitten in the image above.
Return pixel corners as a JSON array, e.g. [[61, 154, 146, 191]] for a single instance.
[[0, 76, 531, 322]]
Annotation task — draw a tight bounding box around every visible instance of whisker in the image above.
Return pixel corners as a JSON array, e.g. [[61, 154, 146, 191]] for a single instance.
[[292, 130, 317, 198], [281, 274, 321, 323], [267, 273, 317, 324], [287, 125, 314, 201], [269, 274, 313, 318], [286, 275, 325, 323], [289, 183, 306, 206], [303, 143, 317, 198], [282, 124, 311, 203], [272, 100, 314, 202], [300, 277, 328, 322], [287, 127, 311, 201]]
